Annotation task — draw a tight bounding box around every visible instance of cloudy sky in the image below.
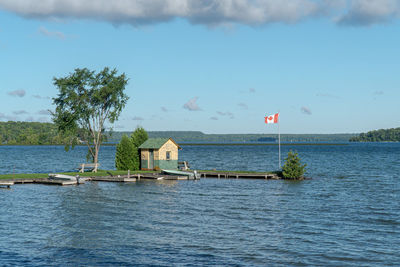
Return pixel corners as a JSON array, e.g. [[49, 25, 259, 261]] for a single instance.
[[1, 0, 399, 134]]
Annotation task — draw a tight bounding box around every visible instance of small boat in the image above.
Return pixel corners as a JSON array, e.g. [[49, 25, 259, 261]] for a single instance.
[[48, 174, 88, 184], [162, 169, 200, 179], [49, 173, 77, 181]]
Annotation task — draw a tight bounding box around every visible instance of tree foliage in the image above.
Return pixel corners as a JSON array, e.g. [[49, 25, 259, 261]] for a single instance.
[[0, 121, 71, 145], [115, 135, 139, 171], [130, 127, 148, 170], [350, 127, 400, 142], [52, 67, 129, 164], [282, 151, 307, 179], [108, 131, 356, 143], [131, 127, 148, 148]]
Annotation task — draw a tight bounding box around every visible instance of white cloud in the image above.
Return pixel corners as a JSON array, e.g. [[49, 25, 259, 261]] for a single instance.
[[32, 94, 51, 100], [0, 113, 17, 121], [38, 26, 65, 39], [301, 106, 312, 115], [316, 92, 341, 99], [37, 109, 51, 115], [132, 116, 144, 121], [217, 111, 234, 119], [161, 106, 168, 112], [13, 110, 28, 115], [249, 88, 255, 93], [210, 116, 218, 120], [337, 0, 400, 26], [183, 97, 201, 111], [0, 0, 321, 27], [0, 0, 398, 28], [7, 89, 26, 97]]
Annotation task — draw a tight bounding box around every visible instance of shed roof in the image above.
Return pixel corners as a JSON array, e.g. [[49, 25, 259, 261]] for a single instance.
[[139, 138, 181, 149]]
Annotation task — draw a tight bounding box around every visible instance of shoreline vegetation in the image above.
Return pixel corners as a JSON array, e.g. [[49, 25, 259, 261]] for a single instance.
[[350, 127, 400, 142], [0, 143, 350, 147], [1, 121, 356, 145], [2, 121, 398, 146]]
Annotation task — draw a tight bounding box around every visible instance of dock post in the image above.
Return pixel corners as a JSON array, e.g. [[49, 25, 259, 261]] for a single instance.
[[128, 170, 130, 179]]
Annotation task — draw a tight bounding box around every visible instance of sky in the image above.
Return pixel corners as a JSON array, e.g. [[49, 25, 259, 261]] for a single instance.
[[0, 0, 399, 134]]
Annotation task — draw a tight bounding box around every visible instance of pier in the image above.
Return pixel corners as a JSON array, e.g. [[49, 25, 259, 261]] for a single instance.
[[196, 171, 280, 179], [0, 170, 282, 188]]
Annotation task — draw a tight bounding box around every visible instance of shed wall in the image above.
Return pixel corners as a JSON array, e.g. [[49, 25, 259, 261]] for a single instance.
[[140, 139, 179, 170]]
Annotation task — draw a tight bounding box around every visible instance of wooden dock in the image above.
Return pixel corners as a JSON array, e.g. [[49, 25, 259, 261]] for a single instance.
[[0, 170, 281, 188], [0, 179, 73, 186], [91, 176, 136, 182], [197, 171, 280, 179]]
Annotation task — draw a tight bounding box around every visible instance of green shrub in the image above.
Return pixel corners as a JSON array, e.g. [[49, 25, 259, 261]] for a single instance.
[[282, 150, 307, 179], [115, 135, 139, 171]]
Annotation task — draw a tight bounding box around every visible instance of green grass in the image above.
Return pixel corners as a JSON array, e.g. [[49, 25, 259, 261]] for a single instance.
[[0, 170, 157, 180]]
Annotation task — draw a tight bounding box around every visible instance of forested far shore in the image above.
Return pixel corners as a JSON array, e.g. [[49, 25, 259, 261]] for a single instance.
[[0, 121, 71, 145], [350, 127, 400, 142], [0, 121, 360, 145], [110, 131, 356, 143]]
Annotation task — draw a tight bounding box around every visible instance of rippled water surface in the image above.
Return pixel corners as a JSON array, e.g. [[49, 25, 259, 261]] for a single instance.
[[1, 143, 399, 266]]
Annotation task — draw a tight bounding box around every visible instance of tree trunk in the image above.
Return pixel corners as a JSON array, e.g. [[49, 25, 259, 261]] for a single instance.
[[93, 145, 99, 172]]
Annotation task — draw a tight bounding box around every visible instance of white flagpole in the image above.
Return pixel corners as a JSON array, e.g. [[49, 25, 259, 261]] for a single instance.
[[278, 112, 281, 169]]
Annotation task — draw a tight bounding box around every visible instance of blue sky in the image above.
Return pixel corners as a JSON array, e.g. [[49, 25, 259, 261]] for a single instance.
[[0, 0, 399, 134]]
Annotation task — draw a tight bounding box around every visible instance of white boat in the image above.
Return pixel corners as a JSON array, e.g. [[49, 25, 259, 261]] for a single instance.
[[162, 169, 200, 179], [49, 173, 77, 181]]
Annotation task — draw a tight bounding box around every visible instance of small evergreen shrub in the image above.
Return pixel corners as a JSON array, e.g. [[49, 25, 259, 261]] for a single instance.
[[115, 135, 139, 171], [282, 150, 307, 179]]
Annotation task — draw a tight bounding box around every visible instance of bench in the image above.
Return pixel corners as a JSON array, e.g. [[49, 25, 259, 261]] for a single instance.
[[78, 163, 100, 173], [178, 161, 190, 171]]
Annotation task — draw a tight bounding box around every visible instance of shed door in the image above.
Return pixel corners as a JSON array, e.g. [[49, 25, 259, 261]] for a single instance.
[[149, 149, 154, 169]]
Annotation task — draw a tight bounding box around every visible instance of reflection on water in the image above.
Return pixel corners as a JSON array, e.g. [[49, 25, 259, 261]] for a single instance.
[[1, 143, 400, 266]]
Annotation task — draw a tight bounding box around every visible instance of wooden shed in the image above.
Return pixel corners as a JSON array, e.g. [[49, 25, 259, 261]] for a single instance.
[[139, 138, 181, 171]]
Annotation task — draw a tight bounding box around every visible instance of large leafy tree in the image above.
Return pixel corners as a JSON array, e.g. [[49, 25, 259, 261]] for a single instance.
[[52, 67, 129, 166]]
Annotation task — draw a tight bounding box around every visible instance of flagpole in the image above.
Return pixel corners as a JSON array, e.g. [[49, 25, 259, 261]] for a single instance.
[[278, 112, 281, 170]]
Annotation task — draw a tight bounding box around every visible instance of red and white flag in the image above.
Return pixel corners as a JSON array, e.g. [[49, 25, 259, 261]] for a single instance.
[[265, 113, 279, 124]]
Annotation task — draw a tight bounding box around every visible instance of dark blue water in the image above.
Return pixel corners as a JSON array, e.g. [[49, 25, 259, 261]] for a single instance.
[[1, 144, 399, 266]]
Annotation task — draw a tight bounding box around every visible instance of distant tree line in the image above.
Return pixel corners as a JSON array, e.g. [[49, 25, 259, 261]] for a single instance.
[[0, 121, 72, 145], [1, 121, 359, 145], [349, 127, 400, 142], [110, 131, 356, 143]]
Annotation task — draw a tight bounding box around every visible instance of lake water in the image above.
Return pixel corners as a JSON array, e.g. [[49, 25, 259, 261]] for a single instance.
[[1, 143, 399, 266]]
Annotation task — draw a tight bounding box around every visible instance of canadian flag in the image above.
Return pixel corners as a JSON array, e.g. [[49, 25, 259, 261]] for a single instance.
[[265, 113, 279, 124]]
